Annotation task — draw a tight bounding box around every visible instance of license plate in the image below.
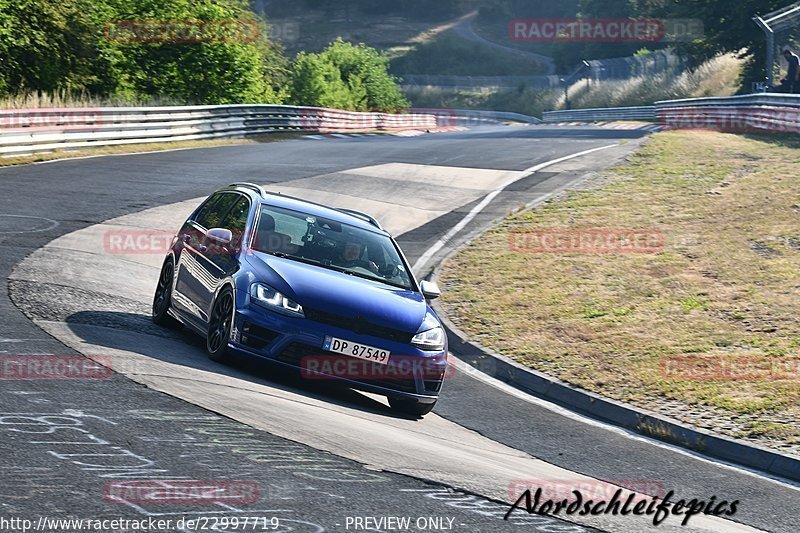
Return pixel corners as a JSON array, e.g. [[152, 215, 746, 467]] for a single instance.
[[323, 336, 390, 365]]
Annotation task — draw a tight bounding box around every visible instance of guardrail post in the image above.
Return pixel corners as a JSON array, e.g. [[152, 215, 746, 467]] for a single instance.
[[754, 15, 776, 87]]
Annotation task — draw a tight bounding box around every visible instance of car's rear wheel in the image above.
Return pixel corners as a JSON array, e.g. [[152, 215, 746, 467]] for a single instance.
[[207, 286, 235, 363], [389, 398, 436, 417], [152, 259, 181, 328]]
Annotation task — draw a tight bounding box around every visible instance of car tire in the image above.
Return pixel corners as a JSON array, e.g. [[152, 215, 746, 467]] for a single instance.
[[389, 398, 436, 417], [207, 286, 235, 363], [152, 258, 181, 329]]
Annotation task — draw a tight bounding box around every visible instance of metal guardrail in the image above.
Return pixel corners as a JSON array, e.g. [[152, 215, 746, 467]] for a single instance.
[[543, 93, 800, 133], [0, 105, 438, 156], [412, 108, 540, 125], [657, 93, 800, 132], [655, 92, 800, 108], [0, 104, 544, 157], [543, 106, 657, 123]]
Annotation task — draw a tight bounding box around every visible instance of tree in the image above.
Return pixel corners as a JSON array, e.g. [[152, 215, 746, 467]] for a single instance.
[[0, 0, 289, 104], [105, 0, 289, 103], [0, 0, 116, 95]]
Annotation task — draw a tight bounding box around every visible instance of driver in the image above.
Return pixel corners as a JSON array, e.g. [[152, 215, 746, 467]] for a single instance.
[[333, 239, 380, 274]]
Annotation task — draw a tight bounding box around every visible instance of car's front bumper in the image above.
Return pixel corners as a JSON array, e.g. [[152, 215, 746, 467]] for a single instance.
[[228, 293, 447, 402]]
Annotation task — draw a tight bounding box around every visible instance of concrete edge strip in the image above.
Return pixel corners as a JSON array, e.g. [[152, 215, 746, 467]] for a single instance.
[[423, 184, 800, 485]]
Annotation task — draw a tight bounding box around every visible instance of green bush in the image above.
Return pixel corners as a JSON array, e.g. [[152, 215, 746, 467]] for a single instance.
[[290, 51, 356, 109], [289, 38, 408, 111]]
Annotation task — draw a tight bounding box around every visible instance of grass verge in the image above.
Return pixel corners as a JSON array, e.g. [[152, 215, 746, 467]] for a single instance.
[[439, 130, 800, 451]]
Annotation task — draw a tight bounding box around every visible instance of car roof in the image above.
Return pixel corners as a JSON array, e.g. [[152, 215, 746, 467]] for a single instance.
[[222, 183, 388, 235]]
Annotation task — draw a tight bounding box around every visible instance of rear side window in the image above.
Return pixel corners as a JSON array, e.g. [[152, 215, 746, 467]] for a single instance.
[[195, 193, 239, 229]]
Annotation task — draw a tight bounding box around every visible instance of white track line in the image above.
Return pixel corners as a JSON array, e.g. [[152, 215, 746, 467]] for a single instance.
[[411, 143, 618, 273]]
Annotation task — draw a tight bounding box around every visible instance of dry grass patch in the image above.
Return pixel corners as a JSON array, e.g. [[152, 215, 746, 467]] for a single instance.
[[440, 130, 800, 445]]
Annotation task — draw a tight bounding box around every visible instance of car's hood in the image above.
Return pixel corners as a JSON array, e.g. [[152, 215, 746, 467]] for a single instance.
[[246, 252, 430, 334]]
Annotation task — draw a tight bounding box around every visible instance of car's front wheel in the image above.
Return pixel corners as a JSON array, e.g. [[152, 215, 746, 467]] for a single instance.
[[389, 398, 436, 418], [152, 258, 181, 328], [207, 286, 235, 363]]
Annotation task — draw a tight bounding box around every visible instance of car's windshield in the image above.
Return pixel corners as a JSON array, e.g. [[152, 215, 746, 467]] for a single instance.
[[252, 204, 413, 290]]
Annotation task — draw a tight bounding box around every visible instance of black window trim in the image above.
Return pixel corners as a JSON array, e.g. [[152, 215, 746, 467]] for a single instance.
[[249, 201, 420, 292], [192, 192, 251, 233]]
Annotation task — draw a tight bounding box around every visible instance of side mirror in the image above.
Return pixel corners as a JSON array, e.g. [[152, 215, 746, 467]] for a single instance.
[[420, 280, 441, 300], [207, 228, 233, 245]]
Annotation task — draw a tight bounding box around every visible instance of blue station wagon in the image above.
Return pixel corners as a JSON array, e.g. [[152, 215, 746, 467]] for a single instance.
[[152, 183, 448, 416]]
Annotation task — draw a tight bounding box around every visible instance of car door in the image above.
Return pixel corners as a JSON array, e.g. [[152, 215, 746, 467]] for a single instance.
[[172, 192, 241, 325], [195, 195, 252, 319]]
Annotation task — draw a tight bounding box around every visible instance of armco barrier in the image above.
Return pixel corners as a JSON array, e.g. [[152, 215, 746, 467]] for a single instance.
[[412, 108, 541, 126], [0, 105, 438, 156], [543, 106, 656, 123], [542, 93, 800, 133], [656, 93, 800, 133]]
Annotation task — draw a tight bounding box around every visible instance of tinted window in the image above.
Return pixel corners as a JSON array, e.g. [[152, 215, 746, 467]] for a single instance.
[[253, 205, 412, 290], [193, 193, 223, 228], [220, 197, 251, 248], [195, 193, 238, 230]]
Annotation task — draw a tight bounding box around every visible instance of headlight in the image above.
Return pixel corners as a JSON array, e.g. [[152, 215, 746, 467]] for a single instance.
[[250, 283, 304, 317], [411, 327, 445, 351]]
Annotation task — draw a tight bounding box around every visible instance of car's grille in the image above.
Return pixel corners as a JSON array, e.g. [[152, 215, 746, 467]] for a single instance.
[[275, 342, 311, 366], [303, 307, 414, 344], [241, 322, 280, 350], [277, 342, 420, 394]]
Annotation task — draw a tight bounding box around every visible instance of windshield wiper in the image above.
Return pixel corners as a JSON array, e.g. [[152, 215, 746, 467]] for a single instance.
[[331, 268, 410, 290], [262, 250, 322, 267]]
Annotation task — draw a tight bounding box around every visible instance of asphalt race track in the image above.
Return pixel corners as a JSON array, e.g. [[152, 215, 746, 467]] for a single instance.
[[1, 125, 798, 532]]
